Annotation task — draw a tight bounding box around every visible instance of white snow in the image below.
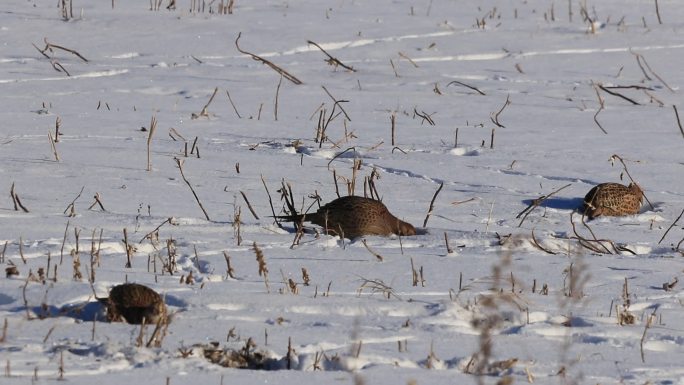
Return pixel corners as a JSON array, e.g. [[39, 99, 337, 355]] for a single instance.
[[2, 0, 684, 384]]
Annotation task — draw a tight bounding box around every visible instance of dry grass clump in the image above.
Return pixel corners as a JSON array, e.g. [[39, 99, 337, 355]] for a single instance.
[[200, 338, 275, 369], [253, 242, 270, 292]]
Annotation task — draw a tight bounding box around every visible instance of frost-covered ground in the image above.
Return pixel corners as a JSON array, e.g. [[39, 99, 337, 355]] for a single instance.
[[2, 0, 684, 384]]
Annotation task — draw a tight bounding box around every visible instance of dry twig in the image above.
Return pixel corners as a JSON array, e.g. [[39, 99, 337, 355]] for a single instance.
[[597, 84, 640, 105], [235, 33, 302, 85], [658, 208, 684, 245], [516, 184, 571, 227], [674, 105, 684, 139], [239, 191, 259, 220], [48, 131, 60, 161], [361, 239, 384, 262], [33, 38, 88, 62], [631, 51, 674, 92], [531, 230, 557, 254], [225, 89, 242, 118], [491, 94, 511, 128], [175, 158, 211, 221], [447, 80, 486, 95], [192, 87, 219, 119], [63, 186, 85, 217], [10, 183, 29, 213], [592, 83, 608, 134], [146, 116, 157, 171], [640, 306, 658, 363], [307, 40, 356, 72], [87, 193, 106, 211], [423, 182, 444, 227]]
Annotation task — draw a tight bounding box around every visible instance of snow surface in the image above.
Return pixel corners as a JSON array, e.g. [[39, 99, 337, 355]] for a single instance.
[[1, 0, 684, 384]]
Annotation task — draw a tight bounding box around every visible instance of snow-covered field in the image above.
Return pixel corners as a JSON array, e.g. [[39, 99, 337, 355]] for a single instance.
[[2, 0, 684, 383]]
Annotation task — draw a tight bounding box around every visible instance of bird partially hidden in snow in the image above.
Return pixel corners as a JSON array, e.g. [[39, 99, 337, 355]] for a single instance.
[[277, 195, 416, 239], [97, 283, 167, 325], [582, 182, 643, 219]]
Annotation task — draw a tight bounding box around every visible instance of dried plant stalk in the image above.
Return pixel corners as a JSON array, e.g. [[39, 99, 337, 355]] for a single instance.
[[223, 251, 236, 279], [252, 242, 270, 292], [0, 241, 7, 264], [321, 86, 351, 121], [138, 217, 175, 244], [674, 105, 684, 139], [33, 38, 88, 62], [123, 228, 133, 268], [147, 116, 157, 171], [361, 239, 384, 262], [516, 184, 571, 227], [410, 258, 419, 287], [63, 186, 84, 217], [658, 208, 684, 244], [235, 33, 302, 85], [261, 175, 282, 228], [48, 131, 60, 161], [444, 232, 453, 254], [18, 237, 26, 264], [175, 158, 211, 221], [192, 87, 219, 119], [239, 191, 259, 220], [225, 89, 242, 118], [531, 230, 557, 254], [423, 182, 444, 227], [490, 94, 511, 128], [307, 40, 356, 72], [87, 193, 106, 212], [447, 80, 486, 96], [592, 83, 608, 134], [0, 318, 7, 343], [398, 52, 418, 68], [640, 307, 658, 363], [390, 113, 396, 146], [274, 75, 283, 121], [654, 0, 662, 24], [631, 51, 674, 92], [10, 183, 29, 213], [233, 205, 242, 246]]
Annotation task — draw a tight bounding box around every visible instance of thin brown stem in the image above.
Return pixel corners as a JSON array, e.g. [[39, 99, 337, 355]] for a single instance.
[[307, 40, 356, 72], [192, 87, 219, 119], [423, 182, 444, 227], [447, 80, 486, 96], [235, 32, 302, 85], [658, 208, 684, 245], [274, 75, 283, 121], [240, 191, 259, 220], [225, 89, 242, 119], [175, 158, 211, 221], [674, 105, 684, 139], [517, 184, 571, 227], [490, 94, 511, 128], [597, 84, 640, 105]]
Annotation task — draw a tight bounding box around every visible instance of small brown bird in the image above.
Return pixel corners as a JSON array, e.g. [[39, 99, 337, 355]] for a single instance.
[[98, 283, 167, 325], [279, 195, 416, 239], [582, 182, 643, 219]]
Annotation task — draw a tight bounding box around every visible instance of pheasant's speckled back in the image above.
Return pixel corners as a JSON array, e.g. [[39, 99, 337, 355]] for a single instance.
[[299, 196, 415, 239], [583, 183, 643, 219], [104, 283, 166, 324]]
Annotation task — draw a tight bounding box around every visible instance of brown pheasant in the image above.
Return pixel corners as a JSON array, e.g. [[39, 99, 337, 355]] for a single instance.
[[582, 182, 643, 219], [279, 195, 416, 239], [98, 283, 167, 325]]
